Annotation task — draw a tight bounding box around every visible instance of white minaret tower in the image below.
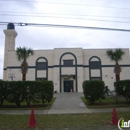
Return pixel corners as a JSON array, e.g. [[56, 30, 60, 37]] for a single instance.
[[3, 23, 17, 80]]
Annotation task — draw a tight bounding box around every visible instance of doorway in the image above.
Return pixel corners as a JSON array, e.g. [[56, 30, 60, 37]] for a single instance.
[[64, 80, 73, 92]]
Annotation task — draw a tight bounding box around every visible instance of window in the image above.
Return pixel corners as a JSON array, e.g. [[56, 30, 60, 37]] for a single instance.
[[37, 78, 47, 80], [90, 61, 100, 69], [37, 62, 46, 70], [63, 60, 73, 67], [91, 77, 101, 80]]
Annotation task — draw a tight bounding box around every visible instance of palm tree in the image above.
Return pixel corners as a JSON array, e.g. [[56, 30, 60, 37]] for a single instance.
[[106, 48, 125, 81], [16, 47, 34, 81]]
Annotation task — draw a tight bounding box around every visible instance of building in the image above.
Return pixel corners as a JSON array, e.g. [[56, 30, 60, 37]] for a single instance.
[[3, 23, 130, 92]]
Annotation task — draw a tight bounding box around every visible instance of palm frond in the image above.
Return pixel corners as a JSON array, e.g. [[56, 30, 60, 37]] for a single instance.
[[16, 46, 34, 61], [106, 49, 115, 61], [114, 48, 125, 62], [106, 48, 125, 63]]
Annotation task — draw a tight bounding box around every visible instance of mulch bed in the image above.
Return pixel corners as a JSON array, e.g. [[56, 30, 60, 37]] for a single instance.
[[0, 104, 47, 108], [87, 102, 130, 107]]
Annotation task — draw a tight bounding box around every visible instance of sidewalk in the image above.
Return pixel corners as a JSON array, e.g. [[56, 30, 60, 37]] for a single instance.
[[0, 93, 130, 114], [47, 92, 92, 114], [0, 107, 130, 114]]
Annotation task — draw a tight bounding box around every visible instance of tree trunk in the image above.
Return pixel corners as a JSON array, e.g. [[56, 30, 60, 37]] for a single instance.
[[15, 102, 21, 106], [22, 73, 26, 81], [0, 100, 4, 106], [25, 98, 30, 106], [114, 62, 121, 81], [115, 74, 120, 81], [21, 60, 28, 81], [115, 74, 120, 103]]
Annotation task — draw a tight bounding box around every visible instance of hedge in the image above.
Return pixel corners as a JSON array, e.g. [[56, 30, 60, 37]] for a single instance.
[[83, 80, 105, 104], [0, 81, 54, 106], [114, 80, 130, 102]]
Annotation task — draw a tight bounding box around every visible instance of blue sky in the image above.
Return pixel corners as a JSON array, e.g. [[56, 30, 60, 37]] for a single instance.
[[0, 0, 130, 79]]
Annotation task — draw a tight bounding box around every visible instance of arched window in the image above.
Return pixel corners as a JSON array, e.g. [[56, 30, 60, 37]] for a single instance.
[[59, 52, 78, 92], [89, 56, 102, 80], [35, 57, 48, 80]]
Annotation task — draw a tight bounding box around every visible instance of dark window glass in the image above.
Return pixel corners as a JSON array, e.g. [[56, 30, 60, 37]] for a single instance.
[[37, 78, 47, 80], [63, 60, 73, 67], [91, 77, 101, 80], [37, 62, 46, 70], [90, 61, 100, 69]]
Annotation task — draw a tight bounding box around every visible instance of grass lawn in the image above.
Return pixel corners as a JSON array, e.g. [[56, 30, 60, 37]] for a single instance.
[[0, 97, 56, 110], [0, 112, 129, 130], [81, 97, 130, 108]]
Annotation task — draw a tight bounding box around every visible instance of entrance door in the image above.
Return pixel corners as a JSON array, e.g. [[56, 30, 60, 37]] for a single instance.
[[64, 80, 73, 92]]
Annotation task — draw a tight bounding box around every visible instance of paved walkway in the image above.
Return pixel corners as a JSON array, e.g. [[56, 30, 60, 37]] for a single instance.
[[0, 93, 130, 114], [48, 93, 91, 114]]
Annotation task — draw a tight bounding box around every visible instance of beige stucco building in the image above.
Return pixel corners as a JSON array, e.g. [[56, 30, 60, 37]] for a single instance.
[[3, 23, 130, 92]]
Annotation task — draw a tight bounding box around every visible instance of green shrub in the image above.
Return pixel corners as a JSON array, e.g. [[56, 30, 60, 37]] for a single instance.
[[0, 81, 54, 106], [83, 80, 105, 104], [114, 80, 130, 102], [5, 81, 26, 106], [41, 81, 54, 104], [0, 81, 7, 106]]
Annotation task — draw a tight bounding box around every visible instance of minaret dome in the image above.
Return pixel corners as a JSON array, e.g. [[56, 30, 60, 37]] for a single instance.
[[7, 23, 15, 30]]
